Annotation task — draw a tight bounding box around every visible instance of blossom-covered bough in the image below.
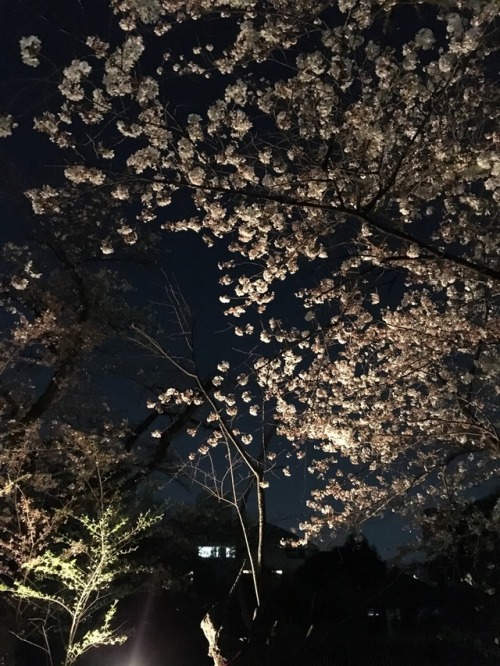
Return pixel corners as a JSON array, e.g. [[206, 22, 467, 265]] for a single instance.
[[3, 0, 499, 662]]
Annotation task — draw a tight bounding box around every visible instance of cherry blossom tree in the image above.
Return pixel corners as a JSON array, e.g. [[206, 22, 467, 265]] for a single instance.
[[0, 194, 170, 663], [2, 0, 499, 662], [0, 116, 198, 666]]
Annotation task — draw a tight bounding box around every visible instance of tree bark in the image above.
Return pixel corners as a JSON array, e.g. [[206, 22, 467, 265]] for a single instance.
[[201, 604, 243, 666]]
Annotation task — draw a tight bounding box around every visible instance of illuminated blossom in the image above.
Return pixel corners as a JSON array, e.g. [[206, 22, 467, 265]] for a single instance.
[[0, 115, 16, 138], [20, 35, 41, 66]]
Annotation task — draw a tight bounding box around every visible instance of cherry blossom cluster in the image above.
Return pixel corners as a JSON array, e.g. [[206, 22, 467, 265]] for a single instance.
[[3, 0, 499, 543]]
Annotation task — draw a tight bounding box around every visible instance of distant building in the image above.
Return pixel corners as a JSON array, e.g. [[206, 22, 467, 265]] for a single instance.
[[259, 522, 315, 574], [196, 521, 316, 576]]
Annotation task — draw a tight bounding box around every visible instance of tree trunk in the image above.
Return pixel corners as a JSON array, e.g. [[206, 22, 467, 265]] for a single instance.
[[201, 604, 243, 666]]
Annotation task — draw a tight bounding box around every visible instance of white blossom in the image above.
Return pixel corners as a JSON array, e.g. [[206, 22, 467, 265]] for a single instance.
[[0, 115, 16, 138], [100, 241, 114, 255], [20, 35, 41, 67], [65, 166, 106, 185], [415, 28, 435, 50], [11, 276, 29, 290]]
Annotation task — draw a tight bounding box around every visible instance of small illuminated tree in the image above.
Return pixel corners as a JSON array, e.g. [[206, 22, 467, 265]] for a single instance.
[[1, 490, 161, 666]]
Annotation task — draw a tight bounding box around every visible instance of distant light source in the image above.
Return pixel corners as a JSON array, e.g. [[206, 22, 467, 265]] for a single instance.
[[198, 545, 235, 559]]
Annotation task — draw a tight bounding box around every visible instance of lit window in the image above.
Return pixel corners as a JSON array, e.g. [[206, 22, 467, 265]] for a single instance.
[[198, 546, 217, 558], [198, 546, 235, 559]]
